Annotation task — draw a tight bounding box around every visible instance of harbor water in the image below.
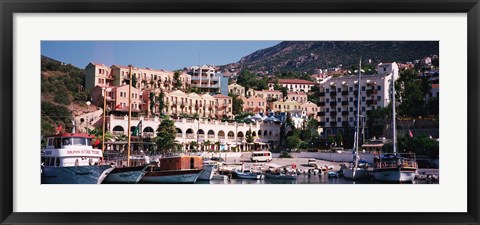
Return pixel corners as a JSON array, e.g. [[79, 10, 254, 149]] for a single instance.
[[195, 173, 439, 184]]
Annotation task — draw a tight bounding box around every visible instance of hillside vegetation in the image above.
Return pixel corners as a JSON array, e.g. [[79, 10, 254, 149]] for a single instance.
[[41, 56, 89, 136], [221, 41, 439, 74]]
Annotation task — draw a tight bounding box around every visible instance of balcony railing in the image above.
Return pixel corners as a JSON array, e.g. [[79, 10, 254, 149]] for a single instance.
[[367, 89, 378, 95], [317, 111, 326, 116], [366, 100, 378, 105], [330, 111, 337, 116], [330, 121, 338, 126], [319, 92, 326, 97], [330, 102, 337, 107], [176, 133, 182, 138], [341, 91, 349, 95], [143, 132, 155, 138], [186, 134, 195, 139], [342, 121, 350, 127], [342, 101, 349, 106], [330, 91, 337, 96], [318, 102, 326, 107], [342, 111, 349, 116]]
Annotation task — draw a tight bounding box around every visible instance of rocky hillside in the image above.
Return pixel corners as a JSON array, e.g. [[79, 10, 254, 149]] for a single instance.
[[41, 56, 96, 136], [221, 41, 439, 74]]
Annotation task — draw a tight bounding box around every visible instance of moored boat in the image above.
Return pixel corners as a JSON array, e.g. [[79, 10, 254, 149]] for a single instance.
[[197, 164, 216, 181], [141, 156, 203, 184], [342, 59, 368, 180], [373, 62, 417, 182], [103, 165, 148, 184], [264, 172, 296, 180], [41, 133, 114, 184], [235, 171, 264, 180]]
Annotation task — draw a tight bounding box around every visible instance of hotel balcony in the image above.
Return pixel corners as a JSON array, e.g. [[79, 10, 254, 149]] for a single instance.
[[318, 102, 326, 107], [330, 101, 337, 107], [143, 132, 155, 138], [330, 91, 337, 96], [366, 100, 378, 105], [341, 101, 349, 106], [367, 89, 378, 95], [317, 111, 326, 116], [191, 76, 219, 81], [319, 92, 326, 97], [330, 121, 338, 126], [342, 111, 349, 116], [342, 121, 350, 127], [330, 111, 337, 116], [341, 91, 349, 96]]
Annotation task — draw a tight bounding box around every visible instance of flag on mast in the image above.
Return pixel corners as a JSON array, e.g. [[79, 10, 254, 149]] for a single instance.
[[132, 120, 142, 136], [409, 129, 414, 138]]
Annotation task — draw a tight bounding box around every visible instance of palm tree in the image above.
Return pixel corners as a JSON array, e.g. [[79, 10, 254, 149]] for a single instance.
[[203, 140, 212, 152], [87, 127, 113, 148], [214, 141, 221, 152], [190, 141, 199, 152]]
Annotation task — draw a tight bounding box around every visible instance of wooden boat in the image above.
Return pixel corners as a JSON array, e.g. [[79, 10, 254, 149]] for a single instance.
[[41, 133, 114, 184], [141, 156, 203, 184]]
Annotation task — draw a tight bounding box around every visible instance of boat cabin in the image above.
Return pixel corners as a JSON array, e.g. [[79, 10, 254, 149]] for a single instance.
[[160, 156, 203, 171], [41, 133, 103, 167], [374, 153, 417, 169]]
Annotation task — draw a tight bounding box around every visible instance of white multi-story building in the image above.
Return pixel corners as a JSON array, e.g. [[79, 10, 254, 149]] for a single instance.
[[188, 65, 221, 94], [317, 62, 399, 136], [108, 116, 281, 152]]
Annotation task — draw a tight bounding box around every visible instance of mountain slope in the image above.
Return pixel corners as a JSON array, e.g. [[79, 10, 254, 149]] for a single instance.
[[221, 41, 439, 74]]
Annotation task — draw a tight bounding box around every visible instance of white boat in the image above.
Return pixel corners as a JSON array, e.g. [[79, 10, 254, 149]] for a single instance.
[[197, 164, 216, 181], [343, 59, 368, 180], [102, 165, 148, 184], [236, 171, 264, 180], [327, 171, 339, 178], [41, 133, 114, 184], [373, 62, 417, 182]]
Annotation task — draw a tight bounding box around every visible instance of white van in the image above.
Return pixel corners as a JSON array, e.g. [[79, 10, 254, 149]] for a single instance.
[[250, 151, 272, 162]]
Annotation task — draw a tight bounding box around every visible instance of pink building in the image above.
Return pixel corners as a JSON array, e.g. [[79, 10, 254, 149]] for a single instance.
[[242, 96, 267, 114], [285, 91, 307, 103], [213, 94, 233, 119]]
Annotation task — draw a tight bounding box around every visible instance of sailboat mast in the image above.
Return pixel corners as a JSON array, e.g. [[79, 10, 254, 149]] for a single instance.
[[127, 65, 133, 166], [392, 66, 397, 154], [354, 59, 362, 163], [102, 87, 107, 161]]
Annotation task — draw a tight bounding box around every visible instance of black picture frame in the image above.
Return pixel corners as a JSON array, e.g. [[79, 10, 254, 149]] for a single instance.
[[1, 0, 479, 224]]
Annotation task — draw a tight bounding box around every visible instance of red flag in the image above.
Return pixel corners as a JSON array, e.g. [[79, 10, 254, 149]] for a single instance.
[[93, 139, 100, 146], [115, 103, 122, 109], [409, 129, 413, 138], [55, 124, 63, 134]]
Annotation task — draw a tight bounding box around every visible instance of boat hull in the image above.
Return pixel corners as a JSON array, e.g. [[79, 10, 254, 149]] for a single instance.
[[141, 169, 201, 184], [373, 168, 417, 182], [103, 166, 147, 184], [265, 173, 296, 180], [236, 172, 264, 180], [41, 165, 114, 184], [342, 168, 368, 180], [197, 164, 215, 181]]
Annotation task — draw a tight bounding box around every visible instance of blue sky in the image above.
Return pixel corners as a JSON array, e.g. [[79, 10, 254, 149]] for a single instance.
[[41, 41, 280, 70]]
